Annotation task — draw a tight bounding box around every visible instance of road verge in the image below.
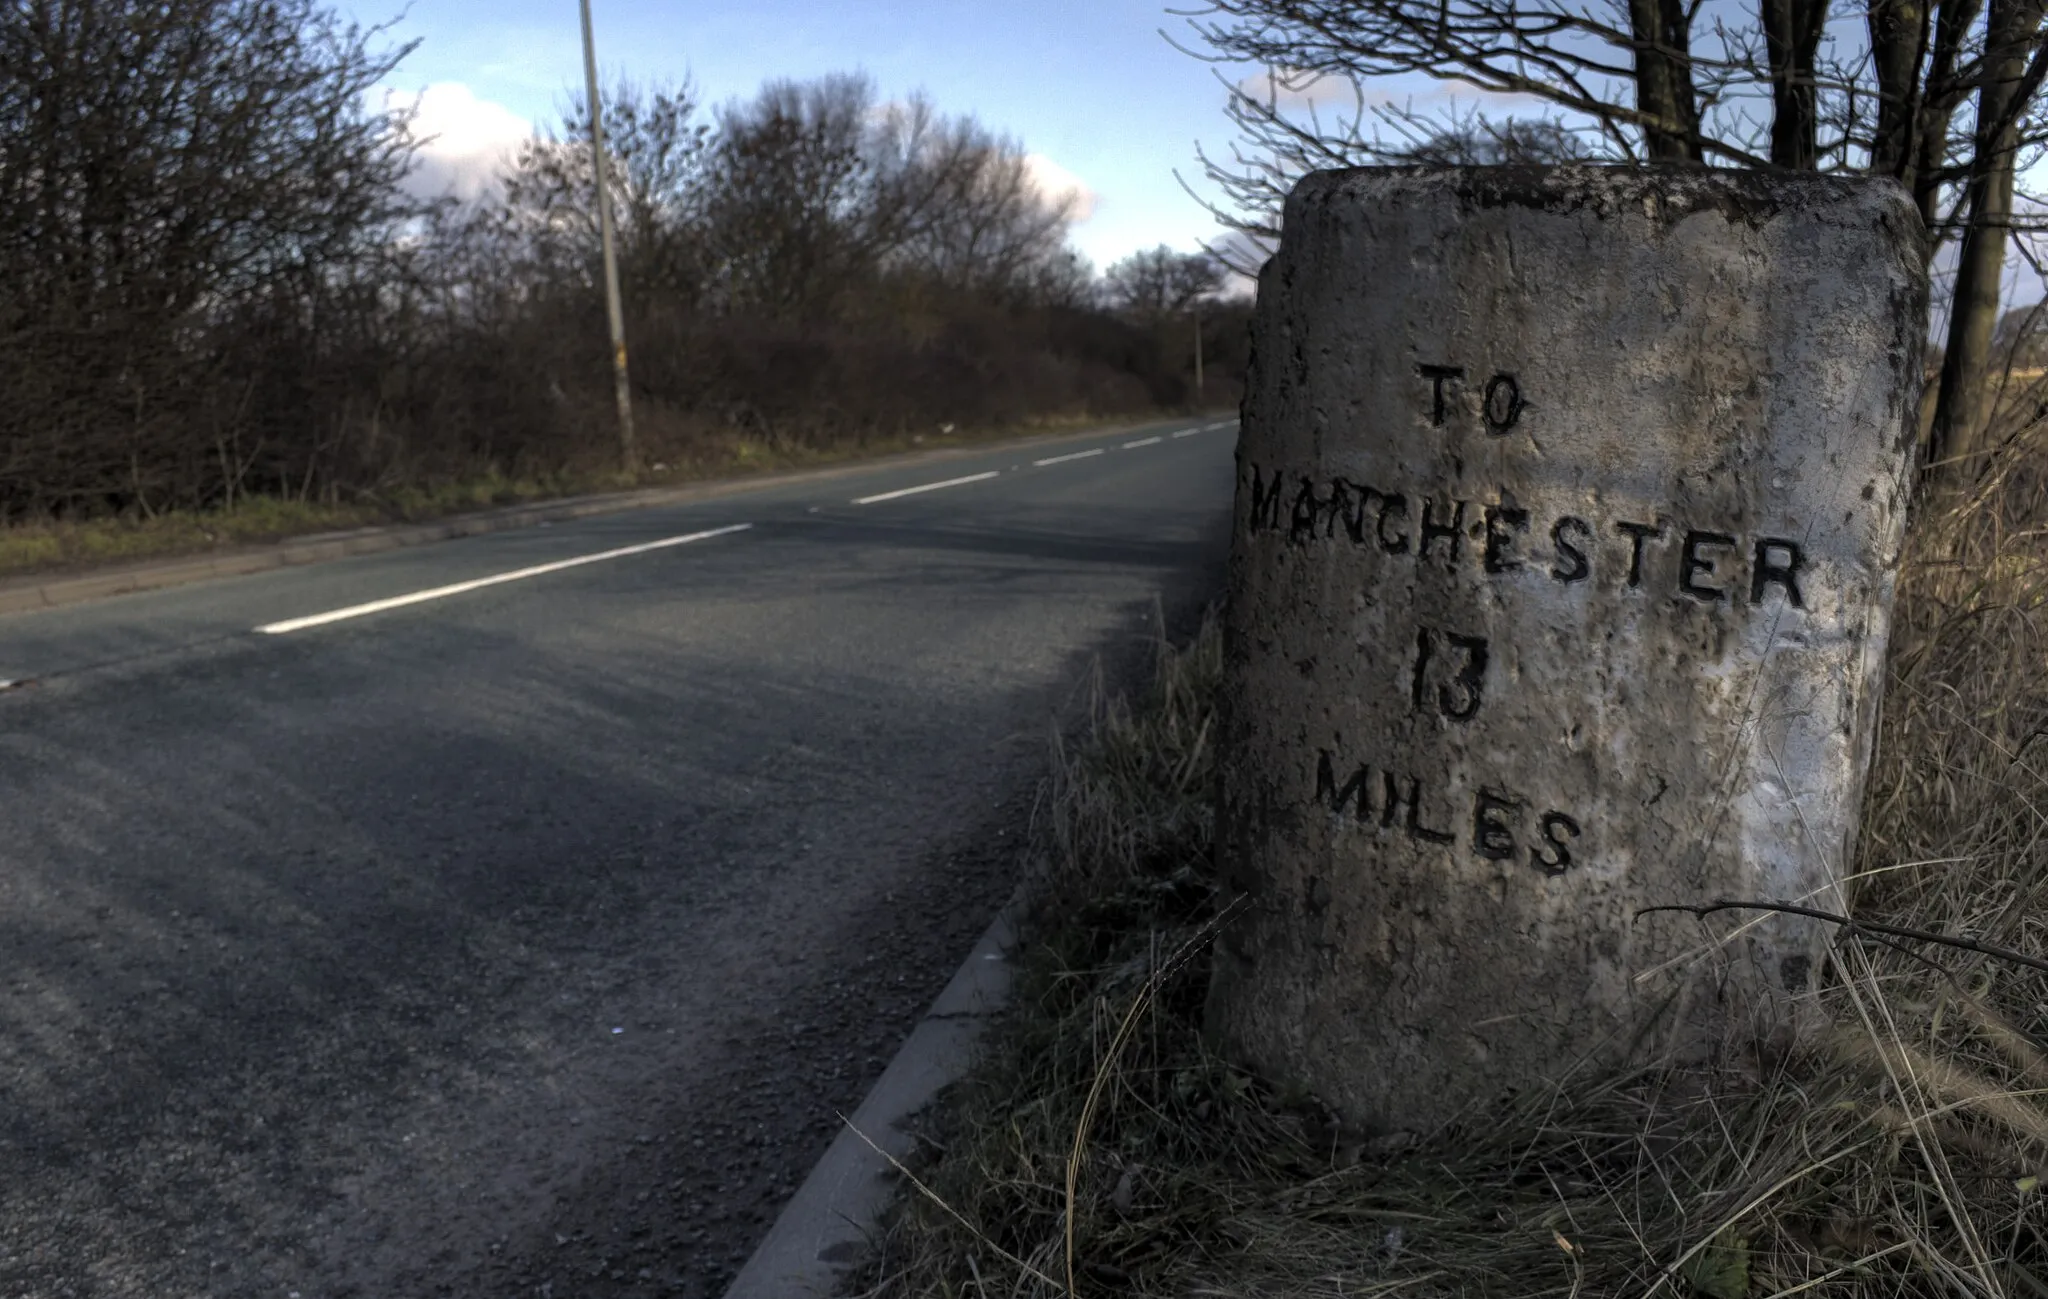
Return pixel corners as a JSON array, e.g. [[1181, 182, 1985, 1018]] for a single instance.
[[0, 414, 1207, 617], [720, 891, 1027, 1299], [722, 603, 1223, 1299], [834, 467, 2048, 1296]]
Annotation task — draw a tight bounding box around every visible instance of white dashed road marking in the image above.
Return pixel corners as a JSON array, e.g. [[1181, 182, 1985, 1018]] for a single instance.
[[1034, 449, 1105, 466], [852, 471, 1001, 505], [256, 524, 754, 634], [247, 419, 1231, 635]]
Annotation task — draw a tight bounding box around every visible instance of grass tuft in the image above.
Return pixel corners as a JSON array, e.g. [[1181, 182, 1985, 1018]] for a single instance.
[[854, 408, 2048, 1298]]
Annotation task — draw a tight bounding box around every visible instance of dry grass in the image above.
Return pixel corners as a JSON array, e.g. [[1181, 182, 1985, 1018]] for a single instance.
[[0, 476, 580, 576], [854, 399, 2048, 1298]]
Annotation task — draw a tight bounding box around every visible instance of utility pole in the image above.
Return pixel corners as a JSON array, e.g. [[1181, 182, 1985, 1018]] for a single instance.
[[579, 0, 637, 474], [1193, 301, 1205, 401]]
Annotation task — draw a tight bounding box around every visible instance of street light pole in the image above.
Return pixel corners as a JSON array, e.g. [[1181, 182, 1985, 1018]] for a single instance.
[[579, 0, 637, 474]]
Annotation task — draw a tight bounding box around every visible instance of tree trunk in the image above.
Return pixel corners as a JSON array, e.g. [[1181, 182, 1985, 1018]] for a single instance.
[[1763, 0, 1828, 166], [1926, 0, 2046, 486], [1868, 0, 1929, 178], [1911, 0, 1985, 230], [1628, 0, 1704, 159]]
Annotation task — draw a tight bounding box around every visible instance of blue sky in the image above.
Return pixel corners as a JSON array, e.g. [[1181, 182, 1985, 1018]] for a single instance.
[[341, 0, 1320, 270], [338, 0, 2039, 319]]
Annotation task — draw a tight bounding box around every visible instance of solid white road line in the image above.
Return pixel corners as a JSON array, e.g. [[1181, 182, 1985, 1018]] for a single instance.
[[1122, 436, 1163, 449], [255, 523, 754, 635], [1033, 448, 1105, 467], [852, 471, 1000, 505]]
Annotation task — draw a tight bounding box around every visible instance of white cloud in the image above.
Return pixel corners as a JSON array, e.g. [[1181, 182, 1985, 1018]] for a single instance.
[[1235, 67, 1544, 114], [1236, 67, 1359, 110], [1024, 152, 1097, 223], [387, 82, 534, 202]]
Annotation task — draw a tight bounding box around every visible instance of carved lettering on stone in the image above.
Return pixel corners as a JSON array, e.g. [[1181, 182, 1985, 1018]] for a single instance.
[[1205, 167, 1929, 1133]]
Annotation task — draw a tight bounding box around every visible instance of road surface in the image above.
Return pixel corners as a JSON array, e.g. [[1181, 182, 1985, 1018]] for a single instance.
[[0, 416, 1237, 1298]]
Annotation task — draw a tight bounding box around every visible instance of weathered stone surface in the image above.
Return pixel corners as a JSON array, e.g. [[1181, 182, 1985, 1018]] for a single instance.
[[1205, 166, 1928, 1133]]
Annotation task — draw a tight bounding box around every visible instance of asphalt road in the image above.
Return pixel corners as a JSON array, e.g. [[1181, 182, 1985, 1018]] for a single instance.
[[0, 415, 1237, 1299]]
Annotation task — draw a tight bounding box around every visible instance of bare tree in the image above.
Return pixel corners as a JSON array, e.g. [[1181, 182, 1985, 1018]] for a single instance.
[[1104, 246, 1226, 321], [1022, 248, 1100, 310], [1181, 0, 2048, 490], [692, 73, 883, 320], [0, 0, 421, 517], [867, 95, 1079, 301], [495, 78, 714, 306], [491, 75, 1083, 321]]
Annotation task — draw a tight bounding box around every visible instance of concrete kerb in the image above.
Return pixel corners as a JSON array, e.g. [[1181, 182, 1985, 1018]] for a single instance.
[[721, 885, 1028, 1299], [0, 414, 1221, 618]]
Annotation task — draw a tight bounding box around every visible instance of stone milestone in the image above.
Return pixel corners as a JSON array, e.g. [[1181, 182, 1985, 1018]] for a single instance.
[[1205, 167, 1929, 1133]]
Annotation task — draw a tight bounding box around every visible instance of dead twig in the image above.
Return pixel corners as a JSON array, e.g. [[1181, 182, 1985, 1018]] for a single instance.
[[1636, 899, 2048, 976]]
